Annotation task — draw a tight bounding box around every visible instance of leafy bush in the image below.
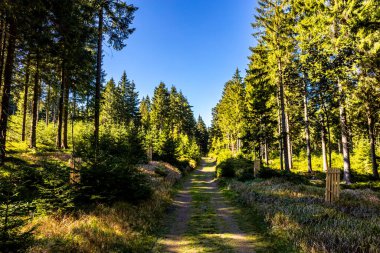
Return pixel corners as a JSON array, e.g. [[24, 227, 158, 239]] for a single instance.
[[216, 157, 254, 181]]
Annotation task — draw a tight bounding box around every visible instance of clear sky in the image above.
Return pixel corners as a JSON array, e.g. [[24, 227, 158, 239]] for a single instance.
[[103, 0, 257, 126]]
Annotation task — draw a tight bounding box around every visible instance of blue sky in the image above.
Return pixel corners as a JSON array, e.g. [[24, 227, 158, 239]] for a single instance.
[[103, 0, 257, 126]]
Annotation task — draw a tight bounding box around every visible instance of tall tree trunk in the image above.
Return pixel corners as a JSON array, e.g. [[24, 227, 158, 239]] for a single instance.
[[264, 139, 268, 165], [56, 66, 65, 148], [339, 84, 351, 184], [338, 138, 342, 154], [278, 60, 289, 171], [332, 0, 351, 183], [45, 83, 51, 126], [368, 113, 379, 179], [62, 74, 69, 149], [29, 53, 40, 148], [0, 17, 16, 163], [321, 117, 328, 172], [95, 6, 103, 157], [0, 15, 8, 90], [326, 113, 332, 168], [285, 111, 293, 169], [278, 109, 284, 170], [21, 55, 30, 142], [303, 84, 312, 173]]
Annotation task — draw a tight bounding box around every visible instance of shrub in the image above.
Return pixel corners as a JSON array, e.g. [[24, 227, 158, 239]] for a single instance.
[[0, 166, 34, 252], [258, 167, 310, 184], [216, 157, 254, 181], [74, 125, 152, 204]]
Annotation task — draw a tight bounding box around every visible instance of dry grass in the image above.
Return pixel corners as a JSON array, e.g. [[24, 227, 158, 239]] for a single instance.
[[26, 162, 181, 253], [226, 178, 380, 253]]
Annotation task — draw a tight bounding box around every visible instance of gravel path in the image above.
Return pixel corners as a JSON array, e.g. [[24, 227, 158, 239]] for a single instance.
[[157, 158, 256, 253]]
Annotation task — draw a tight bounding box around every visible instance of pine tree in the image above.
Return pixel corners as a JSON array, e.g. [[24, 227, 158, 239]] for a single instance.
[[244, 44, 276, 162], [94, 0, 137, 156], [195, 115, 209, 155], [101, 78, 118, 124]]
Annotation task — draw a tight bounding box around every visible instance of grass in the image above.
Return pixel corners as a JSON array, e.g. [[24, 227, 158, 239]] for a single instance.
[[223, 177, 380, 253]]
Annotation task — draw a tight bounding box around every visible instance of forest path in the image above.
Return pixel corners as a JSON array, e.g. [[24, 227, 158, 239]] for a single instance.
[[155, 158, 257, 253]]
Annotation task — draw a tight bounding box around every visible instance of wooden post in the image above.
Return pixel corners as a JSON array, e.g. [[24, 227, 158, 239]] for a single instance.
[[69, 157, 81, 184], [325, 169, 340, 203]]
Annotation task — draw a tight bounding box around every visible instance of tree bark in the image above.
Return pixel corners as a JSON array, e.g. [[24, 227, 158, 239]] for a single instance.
[[368, 113, 379, 179], [0, 15, 7, 90], [29, 53, 40, 148], [45, 83, 51, 126], [303, 84, 312, 173], [62, 74, 69, 149], [95, 6, 103, 157], [278, 107, 284, 170], [285, 111, 292, 169], [339, 84, 351, 184], [21, 55, 30, 142], [278, 60, 289, 171], [321, 117, 328, 172], [0, 17, 16, 163], [56, 65, 64, 148], [264, 139, 268, 165]]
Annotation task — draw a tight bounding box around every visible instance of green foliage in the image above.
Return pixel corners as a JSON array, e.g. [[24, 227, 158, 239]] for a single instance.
[[33, 160, 76, 215], [257, 167, 310, 185], [216, 157, 254, 181], [75, 124, 151, 203], [0, 167, 34, 252], [195, 115, 209, 155], [211, 69, 245, 155]]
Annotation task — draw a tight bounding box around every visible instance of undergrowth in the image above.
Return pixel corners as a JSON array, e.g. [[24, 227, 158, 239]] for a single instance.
[[26, 162, 181, 252], [225, 178, 380, 253]]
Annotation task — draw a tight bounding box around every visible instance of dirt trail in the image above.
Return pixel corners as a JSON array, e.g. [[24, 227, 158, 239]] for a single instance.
[[156, 158, 256, 253]]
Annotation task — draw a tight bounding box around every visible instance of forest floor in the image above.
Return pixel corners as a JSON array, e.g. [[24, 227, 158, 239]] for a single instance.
[[154, 158, 289, 253]]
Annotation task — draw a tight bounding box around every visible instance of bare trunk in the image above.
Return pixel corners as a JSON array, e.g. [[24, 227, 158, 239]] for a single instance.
[[56, 66, 64, 148], [278, 60, 290, 171], [0, 15, 7, 90], [264, 139, 268, 165], [338, 138, 342, 154], [368, 113, 379, 179], [326, 113, 332, 169], [29, 53, 40, 148], [0, 17, 16, 163], [278, 108, 284, 170], [285, 111, 292, 169], [303, 84, 312, 173], [62, 74, 69, 149], [45, 83, 51, 126], [279, 60, 289, 171], [95, 6, 103, 157], [21, 56, 30, 141], [321, 117, 328, 172], [339, 84, 351, 184]]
